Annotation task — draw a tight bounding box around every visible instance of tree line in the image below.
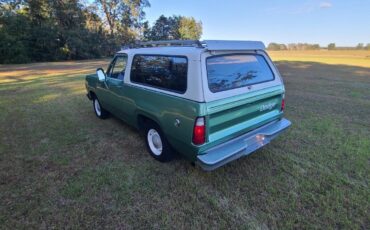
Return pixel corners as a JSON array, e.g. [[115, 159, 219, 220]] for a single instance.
[[0, 0, 202, 64], [268, 42, 370, 51]]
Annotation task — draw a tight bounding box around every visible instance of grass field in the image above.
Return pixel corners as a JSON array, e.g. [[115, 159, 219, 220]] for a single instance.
[[269, 50, 370, 68], [1, 51, 369, 229]]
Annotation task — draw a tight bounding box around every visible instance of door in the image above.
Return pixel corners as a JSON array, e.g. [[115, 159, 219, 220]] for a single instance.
[[104, 54, 128, 117]]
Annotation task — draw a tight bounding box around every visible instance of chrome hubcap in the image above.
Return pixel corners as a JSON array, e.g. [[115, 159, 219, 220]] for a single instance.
[[94, 99, 101, 116], [147, 129, 163, 156]]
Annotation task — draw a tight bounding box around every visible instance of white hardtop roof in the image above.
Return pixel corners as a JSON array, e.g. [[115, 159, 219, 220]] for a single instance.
[[118, 46, 203, 57], [118, 40, 265, 55], [202, 40, 265, 51]]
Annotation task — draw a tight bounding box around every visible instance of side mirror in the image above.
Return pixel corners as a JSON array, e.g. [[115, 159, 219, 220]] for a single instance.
[[96, 68, 106, 82]]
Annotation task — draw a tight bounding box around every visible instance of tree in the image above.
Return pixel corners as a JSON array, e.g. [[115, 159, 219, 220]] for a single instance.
[[356, 43, 364, 50], [268, 43, 286, 50], [268, 43, 320, 51], [0, 0, 152, 63], [145, 15, 202, 41], [95, 0, 150, 36], [145, 15, 179, 40], [311, 44, 320, 50], [0, 12, 31, 63], [141, 20, 150, 40], [94, 0, 150, 53], [328, 43, 336, 50], [268, 43, 279, 50], [279, 44, 288, 50], [287, 43, 297, 50], [178, 16, 202, 40]]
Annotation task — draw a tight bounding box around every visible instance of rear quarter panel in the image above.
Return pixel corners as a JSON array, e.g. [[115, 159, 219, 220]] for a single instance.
[[123, 85, 205, 161]]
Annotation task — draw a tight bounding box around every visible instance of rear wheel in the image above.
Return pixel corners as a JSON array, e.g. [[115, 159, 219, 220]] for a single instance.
[[93, 97, 109, 119], [144, 122, 173, 162]]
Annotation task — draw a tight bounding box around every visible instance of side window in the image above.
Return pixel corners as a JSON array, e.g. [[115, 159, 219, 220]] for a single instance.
[[130, 55, 187, 93], [108, 55, 127, 80]]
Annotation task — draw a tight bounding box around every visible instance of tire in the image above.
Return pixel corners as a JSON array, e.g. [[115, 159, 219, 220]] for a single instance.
[[92, 97, 109, 119], [144, 122, 173, 162]]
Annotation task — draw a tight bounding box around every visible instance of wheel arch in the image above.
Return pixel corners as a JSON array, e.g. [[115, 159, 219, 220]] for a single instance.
[[88, 90, 97, 100], [136, 112, 162, 132]]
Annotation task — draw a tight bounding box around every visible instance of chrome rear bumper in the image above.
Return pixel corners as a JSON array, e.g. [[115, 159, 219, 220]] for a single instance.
[[197, 118, 291, 171]]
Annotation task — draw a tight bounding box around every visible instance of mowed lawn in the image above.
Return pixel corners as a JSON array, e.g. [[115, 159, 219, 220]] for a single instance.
[[1, 51, 369, 229]]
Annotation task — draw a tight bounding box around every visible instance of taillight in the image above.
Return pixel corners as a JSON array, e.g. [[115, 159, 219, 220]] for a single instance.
[[281, 96, 285, 111], [192, 117, 206, 145]]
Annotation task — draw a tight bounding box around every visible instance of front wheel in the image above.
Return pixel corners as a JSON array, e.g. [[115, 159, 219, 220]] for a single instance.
[[144, 123, 173, 162], [93, 97, 109, 119]]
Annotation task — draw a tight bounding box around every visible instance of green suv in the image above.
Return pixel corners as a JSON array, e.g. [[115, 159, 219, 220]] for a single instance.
[[85, 40, 291, 170]]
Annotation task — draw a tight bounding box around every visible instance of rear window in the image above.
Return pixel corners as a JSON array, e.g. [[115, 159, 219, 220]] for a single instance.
[[130, 55, 188, 93], [206, 54, 274, 93]]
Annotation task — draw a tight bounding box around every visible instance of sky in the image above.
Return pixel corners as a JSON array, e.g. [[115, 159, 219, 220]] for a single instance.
[[144, 0, 370, 46]]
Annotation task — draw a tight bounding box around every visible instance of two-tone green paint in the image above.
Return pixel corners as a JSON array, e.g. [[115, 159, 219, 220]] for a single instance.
[[199, 85, 285, 154], [86, 74, 285, 162], [87, 74, 202, 161]]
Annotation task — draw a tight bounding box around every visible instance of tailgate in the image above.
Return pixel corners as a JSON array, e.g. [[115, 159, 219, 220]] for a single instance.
[[205, 86, 284, 143]]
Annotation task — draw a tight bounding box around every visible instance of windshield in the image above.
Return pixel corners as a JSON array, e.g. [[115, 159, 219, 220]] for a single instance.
[[206, 54, 275, 93]]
